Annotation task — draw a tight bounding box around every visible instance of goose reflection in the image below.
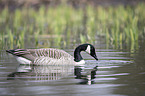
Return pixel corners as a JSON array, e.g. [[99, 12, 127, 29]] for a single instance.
[[7, 64, 74, 80], [74, 66, 98, 85], [7, 64, 98, 85]]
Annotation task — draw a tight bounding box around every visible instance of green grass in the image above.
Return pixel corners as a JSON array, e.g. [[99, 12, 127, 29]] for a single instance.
[[0, 3, 145, 51]]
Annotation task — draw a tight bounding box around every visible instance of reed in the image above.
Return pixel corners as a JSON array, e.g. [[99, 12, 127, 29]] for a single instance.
[[95, 4, 145, 50], [0, 3, 145, 51]]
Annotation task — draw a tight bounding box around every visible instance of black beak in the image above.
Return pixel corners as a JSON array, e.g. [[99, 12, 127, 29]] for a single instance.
[[92, 54, 98, 61]]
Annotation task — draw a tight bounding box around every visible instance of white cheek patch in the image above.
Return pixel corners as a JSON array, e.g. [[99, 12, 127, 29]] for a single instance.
[[85, 45, 91, 54]]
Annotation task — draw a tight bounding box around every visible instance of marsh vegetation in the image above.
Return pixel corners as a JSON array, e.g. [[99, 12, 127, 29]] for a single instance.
[[0, 2, 145, 51]]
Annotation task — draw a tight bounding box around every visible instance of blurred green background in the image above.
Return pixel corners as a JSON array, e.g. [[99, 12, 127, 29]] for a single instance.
[[0, 0, 145, 52]]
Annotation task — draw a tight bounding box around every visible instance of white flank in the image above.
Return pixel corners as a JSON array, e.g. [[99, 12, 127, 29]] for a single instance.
[[85, 45, 91, 54], [16, 56, 31, 64], [34, 56, 75, 65]]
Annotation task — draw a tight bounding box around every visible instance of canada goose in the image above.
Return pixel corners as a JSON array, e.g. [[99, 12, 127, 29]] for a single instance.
[[6, 44, 98, 65]]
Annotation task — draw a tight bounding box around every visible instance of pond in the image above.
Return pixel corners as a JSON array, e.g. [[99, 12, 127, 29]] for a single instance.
[[0, 41, 145, 96]]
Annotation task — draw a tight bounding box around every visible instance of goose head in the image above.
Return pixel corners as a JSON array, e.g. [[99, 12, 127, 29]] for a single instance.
[[74, 44, 98, 63]]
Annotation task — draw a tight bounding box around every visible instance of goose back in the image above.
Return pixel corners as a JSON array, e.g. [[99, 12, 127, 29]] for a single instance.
[[29, 48, 71, 59], [28, 48, 74, 65]]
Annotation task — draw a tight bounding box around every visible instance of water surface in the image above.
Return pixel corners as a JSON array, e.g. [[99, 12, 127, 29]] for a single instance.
[[0, 47, 145, 96]]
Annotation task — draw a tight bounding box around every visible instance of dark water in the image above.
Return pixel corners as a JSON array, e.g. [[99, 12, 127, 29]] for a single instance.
[[0, 45, 145, 96]]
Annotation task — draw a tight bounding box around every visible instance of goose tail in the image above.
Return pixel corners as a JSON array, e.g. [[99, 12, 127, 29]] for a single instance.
[[6, 49, 16, 54], [6, 49, 29, 56]]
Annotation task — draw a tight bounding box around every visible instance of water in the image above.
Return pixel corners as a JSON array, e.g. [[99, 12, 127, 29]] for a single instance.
[[0, 46, 145, 96]]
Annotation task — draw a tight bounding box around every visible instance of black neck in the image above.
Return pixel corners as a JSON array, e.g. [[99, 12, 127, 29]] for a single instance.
[[74, 45, 87, 62]]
